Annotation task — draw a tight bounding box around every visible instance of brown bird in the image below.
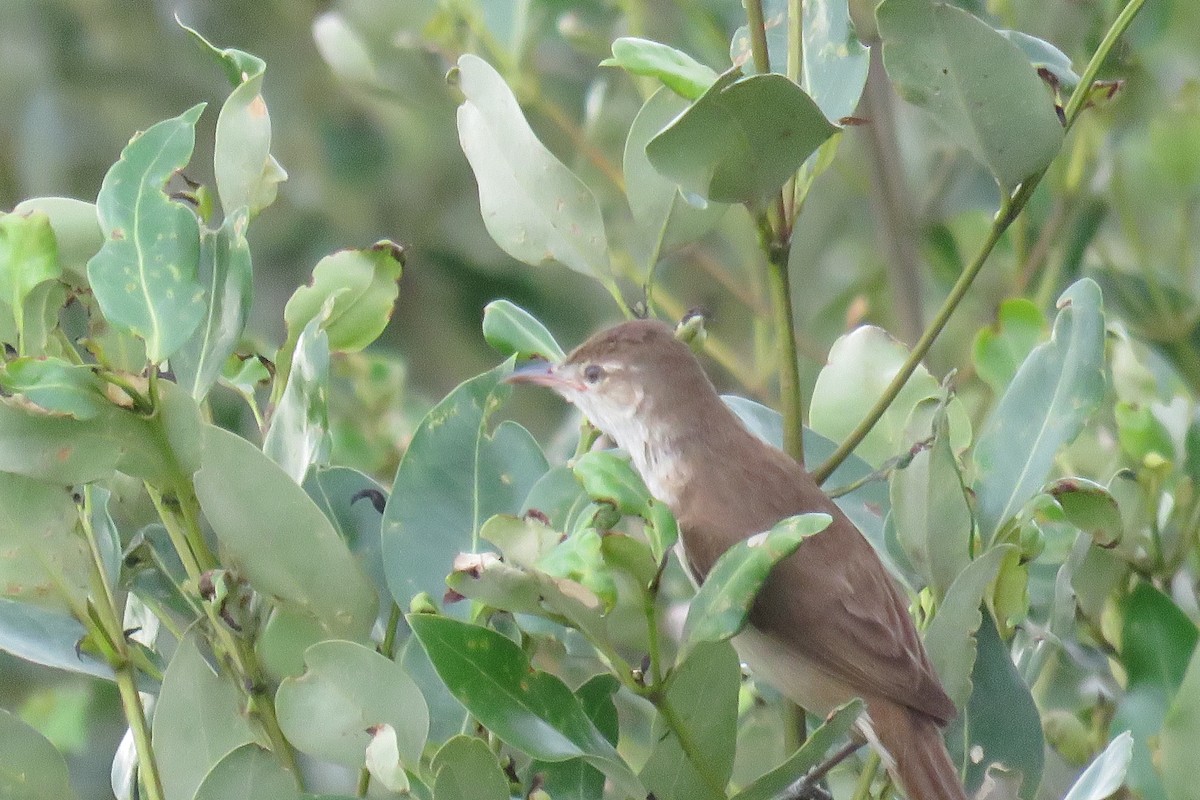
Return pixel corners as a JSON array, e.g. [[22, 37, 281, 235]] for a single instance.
[[508, 318, 965, 800]]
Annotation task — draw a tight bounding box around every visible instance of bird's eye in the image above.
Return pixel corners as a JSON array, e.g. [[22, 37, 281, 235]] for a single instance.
[[583, 364, 605, 384]]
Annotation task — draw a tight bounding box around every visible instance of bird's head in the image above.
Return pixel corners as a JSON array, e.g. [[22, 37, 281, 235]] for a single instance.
[[506, 318, 714, 451]]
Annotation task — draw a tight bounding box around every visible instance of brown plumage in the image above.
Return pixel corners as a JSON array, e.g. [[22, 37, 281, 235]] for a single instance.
[[510, 319, 966, 800]]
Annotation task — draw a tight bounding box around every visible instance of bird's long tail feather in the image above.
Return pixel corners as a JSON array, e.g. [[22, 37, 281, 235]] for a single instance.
[[867, 700, 967, 800]]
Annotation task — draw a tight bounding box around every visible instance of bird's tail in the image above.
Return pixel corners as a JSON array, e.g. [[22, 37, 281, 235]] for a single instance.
[[867, 699, 967, 800]]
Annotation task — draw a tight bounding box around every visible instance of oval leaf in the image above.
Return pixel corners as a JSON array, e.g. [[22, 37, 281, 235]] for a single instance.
[[381, 362, 547, 612], [194, 425, 377, 641], [456, 54, 610, 277], [482, 299, 565, 361], [623, 89, 728, 269], [572, 450, 652, 518], [86, 105, 207, 363], [646, 71, 837, 204], [877, 0, 1064, 189], [810, 325, 971, 468], [275, 639, 428, 769], [603, 37, 718, 100], [0, 707, 79, 800]]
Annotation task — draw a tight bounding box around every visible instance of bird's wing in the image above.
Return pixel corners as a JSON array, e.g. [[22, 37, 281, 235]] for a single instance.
[[678, 444, 957, 725], [750, 513, 958, 725]]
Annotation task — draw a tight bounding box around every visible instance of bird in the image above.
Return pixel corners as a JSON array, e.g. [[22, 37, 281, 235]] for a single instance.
[[507, 318, 966, 800]]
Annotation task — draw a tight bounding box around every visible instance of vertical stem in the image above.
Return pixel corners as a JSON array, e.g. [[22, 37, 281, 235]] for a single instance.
[[114, 666, 166, 800], [765, 240, 805, 462], [744, 0, 773, 75], [79, 490, 166, 800]]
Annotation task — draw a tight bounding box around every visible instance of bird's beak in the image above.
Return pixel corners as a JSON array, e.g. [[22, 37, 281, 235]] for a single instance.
[[505, 360, 575, 391]]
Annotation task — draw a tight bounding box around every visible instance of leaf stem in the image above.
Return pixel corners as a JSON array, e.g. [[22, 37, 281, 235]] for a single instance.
[[114, 665, 166, 800], [148, 483, 303, 783], [850, 750, 880, 800], [811, 0, 1146, 485], [79, 489, 167, 800], [763, 229, 804, 462], [744, 0, 773, 75]]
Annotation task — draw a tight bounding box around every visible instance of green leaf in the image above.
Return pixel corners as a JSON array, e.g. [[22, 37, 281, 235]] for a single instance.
[[522, 465, 592, 533], [602, 37, 718, 100], [194, 425, 377, 641], [0, 707, 79, 800], [645, 71, 837, 204], [533, 674, 620, 800], [999, 30, 1080, 91], [302, 466, 390, 616], [455, 54, 610, 277], [11, 198, 103, 288], [1161, 649, 1200, 800], [152, 633, 257, 800], [86, 105, 207, 364], [481, 299, 565, 361], [810, 325, 972, 468], [275, 241, 403, 392], [0, 473, 89, 614], [192, 744, 301, 800], [973, 279, 1106, 545], [537, 527, 617, 610], [12, 280, 67, 359], [1048, 478, 1122, 547], [263, 311, 331, 483], [256, 607, 326, 682], [171, 208, 253, 400], [0, 598, 113, 680], [0, 380, 200, 487], [445, 552, 610, 648], [730, 699, 863, 800], [1062, 731, 1132, 800], [923, 545, 1014, 709], [0, 211, 61, 349], [802, 0, 871, 122], [640, 641, 740, 800], [890, 406, 972, 598], [0, 358, 108, 420], [480, 514, 562, 569], [1122, 581, 1198, 691], [382, 362, 547, 612], [946, 613, 1044, 798], [181, 23, 286, 217], [972, 298, 1047, 394], [431, 736, 508, 800], [623, 89, 727, 269], [572, 450, 652, 518], [409, 614, 642, 796], [275, 639, 428, 769], [876, 0, 1064, 189], [1113, 401, 1175, 462], [679, 513, 831, 663]]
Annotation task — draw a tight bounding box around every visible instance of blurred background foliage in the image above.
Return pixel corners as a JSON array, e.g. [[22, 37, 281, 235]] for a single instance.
[[2, 0, 1200, 798]]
